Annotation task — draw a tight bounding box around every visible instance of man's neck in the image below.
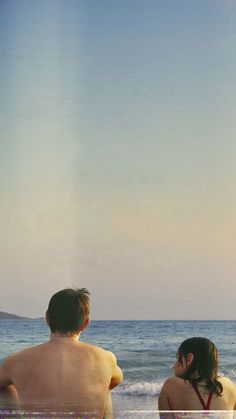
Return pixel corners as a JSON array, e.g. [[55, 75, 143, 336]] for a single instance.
[[50, 332, 80, 342]]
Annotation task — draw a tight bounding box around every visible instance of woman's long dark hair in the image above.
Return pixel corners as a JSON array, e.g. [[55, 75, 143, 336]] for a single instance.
[[178, 337, 223, 396]]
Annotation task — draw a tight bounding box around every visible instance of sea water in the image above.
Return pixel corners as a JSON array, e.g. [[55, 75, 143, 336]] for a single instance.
[[1, 320, 236, 418]]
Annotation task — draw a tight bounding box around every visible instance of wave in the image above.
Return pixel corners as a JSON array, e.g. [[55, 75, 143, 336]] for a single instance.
[[114, 381, 163, 397], [115, 375, 236, 398]]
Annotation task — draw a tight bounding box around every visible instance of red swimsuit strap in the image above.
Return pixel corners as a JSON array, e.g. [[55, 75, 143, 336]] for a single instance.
[[191, 382, 213, 410]]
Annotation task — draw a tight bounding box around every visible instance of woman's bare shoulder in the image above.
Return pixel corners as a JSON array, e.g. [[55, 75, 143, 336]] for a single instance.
[[218, 376, 233, 382], [161, 376, 191, 392], [218, 376, 236, 389]]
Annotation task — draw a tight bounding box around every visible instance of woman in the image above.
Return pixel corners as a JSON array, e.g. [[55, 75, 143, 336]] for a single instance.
[[158, 337, 236, 415]]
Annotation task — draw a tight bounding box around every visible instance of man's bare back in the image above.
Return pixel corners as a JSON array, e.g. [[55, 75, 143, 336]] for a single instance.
[[0, 335, 122, 417], [0, 289, 123, 418]]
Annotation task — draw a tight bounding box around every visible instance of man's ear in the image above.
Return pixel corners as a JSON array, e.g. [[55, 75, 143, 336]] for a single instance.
[[80, 318, 90, 332], [186, 352, 194, 366]]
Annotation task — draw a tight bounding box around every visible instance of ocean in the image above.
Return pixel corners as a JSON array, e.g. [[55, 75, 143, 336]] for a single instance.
[[1, 320, 236, 418]]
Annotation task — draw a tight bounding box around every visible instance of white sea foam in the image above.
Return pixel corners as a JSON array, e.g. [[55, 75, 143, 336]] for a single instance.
[[114, 381, 163, 397]]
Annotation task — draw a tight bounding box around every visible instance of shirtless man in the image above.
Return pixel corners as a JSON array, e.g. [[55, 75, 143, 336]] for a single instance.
[[0, 288, 123, 418]]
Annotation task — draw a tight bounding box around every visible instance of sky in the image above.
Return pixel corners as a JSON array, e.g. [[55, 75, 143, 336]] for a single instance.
[[1, 0, 236, 319]]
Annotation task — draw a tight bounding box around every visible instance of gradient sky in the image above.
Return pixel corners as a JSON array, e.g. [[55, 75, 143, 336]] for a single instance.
[[1, 0, 236, 319]]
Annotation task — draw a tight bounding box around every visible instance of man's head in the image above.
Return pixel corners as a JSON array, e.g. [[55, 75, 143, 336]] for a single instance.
[[46, 288, 90, 335]]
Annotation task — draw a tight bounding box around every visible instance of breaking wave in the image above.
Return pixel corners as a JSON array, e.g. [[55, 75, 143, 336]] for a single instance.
[[114, 381, 163, 397]]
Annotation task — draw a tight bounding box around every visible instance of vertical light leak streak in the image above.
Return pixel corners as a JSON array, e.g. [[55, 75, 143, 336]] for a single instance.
[[0, 1, 81, 315]]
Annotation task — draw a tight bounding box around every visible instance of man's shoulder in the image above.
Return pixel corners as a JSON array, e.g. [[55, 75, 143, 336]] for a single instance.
[[79, 342, 116, 361], [3, 343, 47, 364], [0, 348, 31, 372]]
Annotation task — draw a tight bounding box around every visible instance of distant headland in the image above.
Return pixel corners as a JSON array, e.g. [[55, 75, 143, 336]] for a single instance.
[[0, 311, 31, 320]]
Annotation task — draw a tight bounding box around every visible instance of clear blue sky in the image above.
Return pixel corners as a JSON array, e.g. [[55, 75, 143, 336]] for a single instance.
[[1, 0, 236, 319]]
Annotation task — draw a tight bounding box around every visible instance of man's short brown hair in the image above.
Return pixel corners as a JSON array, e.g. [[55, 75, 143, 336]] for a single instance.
[[47, 288, 90, 334]]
